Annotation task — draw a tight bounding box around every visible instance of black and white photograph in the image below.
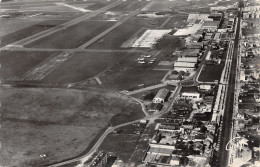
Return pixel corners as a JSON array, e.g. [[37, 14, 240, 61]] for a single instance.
[[0, 0, 259, 166]]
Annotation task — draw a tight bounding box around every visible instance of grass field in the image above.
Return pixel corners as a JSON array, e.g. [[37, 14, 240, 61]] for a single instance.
[[25, 21, 115, 49], [87, 17, 167, 49], [0, 18, 44, 37], [142, 0, 190, 12], [66, 0, 115, 11], [101, 68, 166, 91], [109, 1, 148, 12], [0, 88, 143, 167], [161, 16, 188, 29], [86, 1, 116, 10], [94, 51, 167, 91], [197, 64, 224, 83], [0, 51, 59, 80], [42, 52, 123, 84], [0, 20, 66, 47]]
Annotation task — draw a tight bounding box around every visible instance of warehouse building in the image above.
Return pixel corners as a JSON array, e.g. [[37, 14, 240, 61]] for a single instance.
[[174, 62, 196, 72], [153, 88, 169, 103], [184, 53, 200, 58], [181, 92, 201, 99], [208, 13, 223, 21], [175, 48, 201, 57], [176, 57, 198, 63], [202, 21, 219, 32]]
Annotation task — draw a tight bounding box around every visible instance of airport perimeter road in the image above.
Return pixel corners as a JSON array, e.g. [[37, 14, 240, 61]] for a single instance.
[[218, 5, 241, 167], [5, 0, 123, 47]]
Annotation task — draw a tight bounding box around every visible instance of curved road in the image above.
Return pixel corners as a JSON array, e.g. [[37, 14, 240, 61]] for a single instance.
[[48, 83, 181, 167]]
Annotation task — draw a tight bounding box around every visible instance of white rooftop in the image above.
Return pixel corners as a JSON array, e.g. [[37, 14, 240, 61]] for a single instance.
[[173, 24, 202, 36], [177, 57, 198, 63], [132, 29, 172, 48], [174, 62, 196, 68]]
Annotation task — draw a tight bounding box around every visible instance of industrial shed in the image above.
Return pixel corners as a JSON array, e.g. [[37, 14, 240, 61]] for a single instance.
[[174, 62, 196, 72], [153, 88, 169, 103], [176, 57, 198, 63]]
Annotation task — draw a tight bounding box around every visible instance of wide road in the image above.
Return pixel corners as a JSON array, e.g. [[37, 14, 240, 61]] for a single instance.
[[218, 3, 241, 167]]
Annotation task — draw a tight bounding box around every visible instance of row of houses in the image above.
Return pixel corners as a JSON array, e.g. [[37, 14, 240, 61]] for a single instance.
[[243, 11, 260, 19], [143, 120, 215, 166]]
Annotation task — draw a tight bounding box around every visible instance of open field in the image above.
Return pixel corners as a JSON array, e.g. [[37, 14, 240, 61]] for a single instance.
[[0, 18, 44, 37], [0, 51, 59, 80], [42, 52, 123, 84], [109, 0, 148, 12], [87, 11, 126, 21], [95, 50, 168, 91], [0, 20, 66, 47], [81, 0, 117, 11], [161, 15, 187, 29], [59, 0, 116, 11], [101, 68, 166, 91], [25, 21, 115, 49], [0, 0, 106, 13], [87, 17, 168, 49], [0, 88, 143, 167], [142, 0, 190, 12], [19, 11, 84, 21], [72, 1, 147, 21], [197, 64, 224, 83]]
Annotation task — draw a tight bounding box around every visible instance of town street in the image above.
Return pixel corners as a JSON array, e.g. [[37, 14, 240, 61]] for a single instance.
[[218, 3, 242, 167]]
